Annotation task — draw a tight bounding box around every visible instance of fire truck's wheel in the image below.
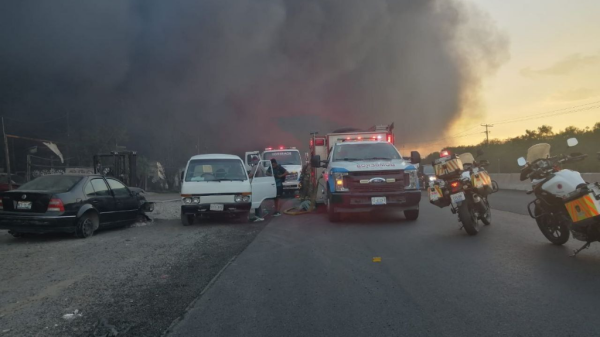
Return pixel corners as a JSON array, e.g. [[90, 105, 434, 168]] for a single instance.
[[327, 197, 340, 223], [404, 209, 419, 221]]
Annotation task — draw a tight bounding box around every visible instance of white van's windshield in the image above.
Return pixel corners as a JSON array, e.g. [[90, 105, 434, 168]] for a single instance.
[[185, 159, 248, 182]]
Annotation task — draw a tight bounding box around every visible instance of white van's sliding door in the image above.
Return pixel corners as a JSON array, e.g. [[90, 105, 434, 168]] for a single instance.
[[251, 160, 276, 210]]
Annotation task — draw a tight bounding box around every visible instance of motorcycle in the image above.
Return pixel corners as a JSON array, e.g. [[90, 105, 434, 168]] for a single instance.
[[428, 150, 493, 236], [517, 138, 599, 256]]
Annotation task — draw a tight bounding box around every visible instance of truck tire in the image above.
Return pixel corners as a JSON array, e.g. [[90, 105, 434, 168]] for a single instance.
[[327, 197, 340, 223], [404, 209, 419, 221]]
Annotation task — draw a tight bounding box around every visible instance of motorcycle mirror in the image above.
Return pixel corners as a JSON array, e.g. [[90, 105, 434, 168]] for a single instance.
[[517, 157, 527, 167], [567, 138, 578, 147]]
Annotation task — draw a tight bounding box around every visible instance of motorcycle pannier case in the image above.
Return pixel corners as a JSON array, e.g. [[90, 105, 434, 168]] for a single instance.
[[428, 184, 450, 208], [433, 155, 463, 180], [564, 183, 600, 227], [471, 170, 493, 196]]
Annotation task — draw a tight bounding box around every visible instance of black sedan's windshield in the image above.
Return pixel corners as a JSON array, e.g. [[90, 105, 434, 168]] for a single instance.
[[332, 143, 402, 162], [17, 175, 82, 192]]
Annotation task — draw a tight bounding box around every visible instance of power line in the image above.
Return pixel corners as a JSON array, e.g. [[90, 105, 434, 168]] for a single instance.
[[481, 124, 494, 146]]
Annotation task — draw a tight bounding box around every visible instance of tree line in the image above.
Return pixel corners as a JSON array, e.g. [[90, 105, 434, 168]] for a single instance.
[[423, 122, 600, 173]]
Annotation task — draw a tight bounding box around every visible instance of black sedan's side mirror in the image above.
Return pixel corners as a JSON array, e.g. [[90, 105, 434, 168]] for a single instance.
[[311, 155, 321, 168], [410, 151, 421, 164]]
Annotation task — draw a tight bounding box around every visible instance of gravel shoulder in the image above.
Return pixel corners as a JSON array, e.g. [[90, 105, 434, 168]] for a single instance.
[[0, 198, 269, 337]]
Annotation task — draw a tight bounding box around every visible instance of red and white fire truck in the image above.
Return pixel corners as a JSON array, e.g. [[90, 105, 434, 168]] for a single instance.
[[307, 123, 423, 222]]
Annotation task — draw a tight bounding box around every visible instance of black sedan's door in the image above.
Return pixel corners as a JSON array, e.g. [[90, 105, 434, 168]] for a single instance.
[[106, 178, 139, 222], [86, 179, 117, 225]]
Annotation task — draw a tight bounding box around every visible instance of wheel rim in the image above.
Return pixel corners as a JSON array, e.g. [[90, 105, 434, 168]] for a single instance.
[[543, 216, 563, 238], [82, 218, 94, 237]]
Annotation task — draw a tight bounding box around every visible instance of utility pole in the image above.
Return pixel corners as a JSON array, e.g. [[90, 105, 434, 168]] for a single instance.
[[481, 124, 494, 147], [2, 117, 12, 190]]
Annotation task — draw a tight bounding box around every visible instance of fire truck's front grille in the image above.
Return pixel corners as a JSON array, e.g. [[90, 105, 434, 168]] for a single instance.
[[346, 170, 404, 192]]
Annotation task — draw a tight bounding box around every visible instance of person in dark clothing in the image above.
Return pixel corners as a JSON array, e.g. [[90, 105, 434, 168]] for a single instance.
[[270, 158, 288, 216]]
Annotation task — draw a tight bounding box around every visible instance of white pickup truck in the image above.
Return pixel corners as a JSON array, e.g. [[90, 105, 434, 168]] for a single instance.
[[245, 147, 302, 196]]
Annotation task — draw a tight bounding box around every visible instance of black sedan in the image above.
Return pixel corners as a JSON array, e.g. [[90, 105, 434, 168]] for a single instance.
[[0, 174, 153, 238]]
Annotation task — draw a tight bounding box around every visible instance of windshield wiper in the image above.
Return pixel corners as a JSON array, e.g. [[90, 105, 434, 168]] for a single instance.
[[214, 178, 245, 182]]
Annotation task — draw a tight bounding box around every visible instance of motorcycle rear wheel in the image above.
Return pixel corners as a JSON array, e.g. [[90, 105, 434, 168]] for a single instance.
[[458, 202, 480, 236], [534, 205, 570, 245]]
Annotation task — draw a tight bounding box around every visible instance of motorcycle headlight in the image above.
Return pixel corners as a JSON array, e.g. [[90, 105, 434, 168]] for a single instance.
[[334, 172, 349, 192]]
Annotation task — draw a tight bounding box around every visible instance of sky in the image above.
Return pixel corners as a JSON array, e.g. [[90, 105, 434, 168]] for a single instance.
[[408, 0, 600, 152]]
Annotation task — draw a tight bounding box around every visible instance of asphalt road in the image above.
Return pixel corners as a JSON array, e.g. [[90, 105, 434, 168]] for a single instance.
[[169, 191, 600, 337]]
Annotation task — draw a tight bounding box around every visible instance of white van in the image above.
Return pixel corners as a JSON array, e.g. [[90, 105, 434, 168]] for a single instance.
[[180, 154, 276, 225]]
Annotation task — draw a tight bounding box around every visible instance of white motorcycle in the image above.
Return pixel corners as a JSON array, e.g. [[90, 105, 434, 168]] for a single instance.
[[518, 138, 600, 256]]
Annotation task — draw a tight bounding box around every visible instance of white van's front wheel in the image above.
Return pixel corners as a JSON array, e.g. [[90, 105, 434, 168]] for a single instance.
[[181, 211, 195, 226]]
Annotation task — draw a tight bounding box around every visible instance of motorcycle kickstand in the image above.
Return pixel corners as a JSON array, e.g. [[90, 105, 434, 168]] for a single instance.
[[571, 242, 592, 257]]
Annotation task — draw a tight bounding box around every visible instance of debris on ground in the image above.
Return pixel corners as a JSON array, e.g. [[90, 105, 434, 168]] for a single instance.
[[62, 309, 82, 321]]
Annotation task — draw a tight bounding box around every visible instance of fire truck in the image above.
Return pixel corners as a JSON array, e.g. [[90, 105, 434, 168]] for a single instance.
[[308, 123, 423, 222], [244, 146, 303, 195]]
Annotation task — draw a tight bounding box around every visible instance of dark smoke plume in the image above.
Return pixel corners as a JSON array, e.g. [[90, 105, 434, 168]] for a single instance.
[[0, 0, 508, 167]]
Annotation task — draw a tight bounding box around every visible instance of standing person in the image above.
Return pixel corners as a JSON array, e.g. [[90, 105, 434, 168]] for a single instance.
[[270, 158, 288, 216]]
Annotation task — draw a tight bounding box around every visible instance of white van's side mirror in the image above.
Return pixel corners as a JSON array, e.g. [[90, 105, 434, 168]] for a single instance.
[[517, 157, 527, 167], [567, 138, 578, 147]]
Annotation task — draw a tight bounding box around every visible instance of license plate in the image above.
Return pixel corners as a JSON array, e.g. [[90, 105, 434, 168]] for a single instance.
[[450, 192, 465, 204], [17, 201, 32, 210], [209, 204, 224, 211], [371, 197, 387, 205]]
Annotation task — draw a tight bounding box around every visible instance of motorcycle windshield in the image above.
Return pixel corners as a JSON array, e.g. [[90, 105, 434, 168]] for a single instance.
[[459, 153, 475, 165], [526, 143, 551, 163]]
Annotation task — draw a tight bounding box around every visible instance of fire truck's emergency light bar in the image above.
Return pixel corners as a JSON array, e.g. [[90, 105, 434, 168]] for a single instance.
[[337, 135, 392, 143], [265, 146, 297, 151]]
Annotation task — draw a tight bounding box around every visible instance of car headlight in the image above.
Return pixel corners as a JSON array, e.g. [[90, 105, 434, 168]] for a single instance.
[[192, 197, 201, 204], [234, 195, 243, 203], [182, 197, 192, 204], [334, 172, 349, 192], [405, 170, 419, 189], [242, 195, 251, 202]]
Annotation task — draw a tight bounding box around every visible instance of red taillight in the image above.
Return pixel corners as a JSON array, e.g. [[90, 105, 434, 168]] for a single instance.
[[450, 181, 461, 193], [48, 198, 65, 212]]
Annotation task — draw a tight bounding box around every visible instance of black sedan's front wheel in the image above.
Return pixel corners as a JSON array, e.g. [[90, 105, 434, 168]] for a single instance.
[[75, 213, 98, 238]]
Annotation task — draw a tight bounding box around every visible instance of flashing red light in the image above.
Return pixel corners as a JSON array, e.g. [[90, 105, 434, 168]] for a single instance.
[[377, 135, 383, 140], [387, 135, 392, 143], [372, 136, 376, 139], [48, 198, 65, 212], [315, 139, 325, 146], [450, 181, 459, 188], [440, 150, 450, 157], [358, 136, 362, 140], [266, 147, 273, 151], [310, 140, 313, 146], [279, 146, 284, 150], [346, 137, 350, 140]]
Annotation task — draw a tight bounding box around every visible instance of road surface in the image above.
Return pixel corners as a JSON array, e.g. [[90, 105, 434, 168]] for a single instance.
[[168, 190, 600, 337]]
